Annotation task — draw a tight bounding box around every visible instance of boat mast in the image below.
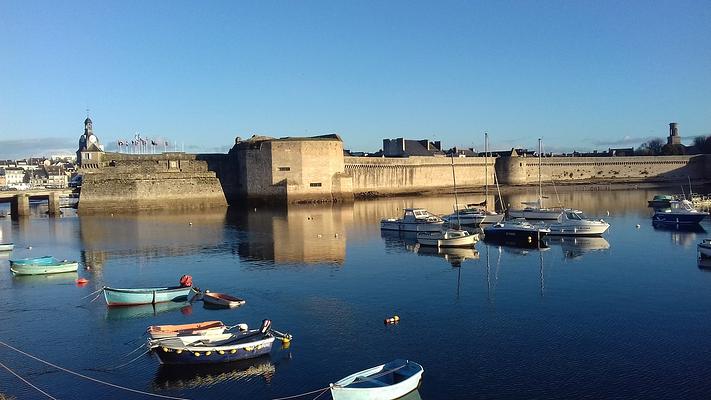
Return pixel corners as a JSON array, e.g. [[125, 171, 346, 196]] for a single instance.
[[485, 132, 489, 212], [538, 138, 542, 208], [451, 153, 461, 227]]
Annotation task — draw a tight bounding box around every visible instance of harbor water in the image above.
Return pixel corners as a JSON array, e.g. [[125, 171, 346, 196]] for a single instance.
[[1, 186, 711, 399]]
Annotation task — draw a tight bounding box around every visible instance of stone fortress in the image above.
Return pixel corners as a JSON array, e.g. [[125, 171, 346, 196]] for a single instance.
[[75, 118, 711, 213]]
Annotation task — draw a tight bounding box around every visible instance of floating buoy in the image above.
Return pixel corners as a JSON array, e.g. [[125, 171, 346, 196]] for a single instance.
[[85, 266, 91, 270], [334, 233, 339, 238], [317, 234, 322, 238], [189, 222, 193, 226], [27, 246, 32, 250], [76, 278, 89, 286], [384, 315, 400, 324], [636, 224, 641, 229], [606, 210, 610, 216]]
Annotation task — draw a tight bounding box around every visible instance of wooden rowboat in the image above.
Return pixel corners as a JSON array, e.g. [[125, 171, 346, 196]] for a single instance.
[[103, 285, 194, 306], [203, 292, 246, 308], [330, 359, 424, 400], [148, 321, 228, 339], [0, 243, 14, 252], [10, 258, 79, 276]]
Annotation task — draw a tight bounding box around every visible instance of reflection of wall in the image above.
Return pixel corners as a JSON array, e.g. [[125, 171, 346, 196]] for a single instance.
[[232, 204, 353, 264]]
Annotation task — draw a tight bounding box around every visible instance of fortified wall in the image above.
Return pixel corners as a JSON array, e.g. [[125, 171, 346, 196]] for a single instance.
[[78, 152, 228, 214]]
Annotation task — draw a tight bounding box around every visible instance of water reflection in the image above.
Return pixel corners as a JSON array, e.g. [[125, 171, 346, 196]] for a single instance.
[[546, 236, 611, 259], [153, 356, 275, 390], [652, 221, 706, 247], [105, 301, 192, 320], [416, 246, 479, 268], [12, 271, 78, 286], [697, 257, 711, 272]]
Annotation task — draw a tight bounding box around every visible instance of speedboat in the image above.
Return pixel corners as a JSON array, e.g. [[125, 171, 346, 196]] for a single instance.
[[483, 219, 550, 247], [698, 239, 711, 258], [508, 201, 563, 221], [545, 209, 610, 236], [652, 200, 708, 225], [442, 204, 504, 226], [416, 228, 478, 247], [648, 194, 675, 208], [380, 208, 444, 232]]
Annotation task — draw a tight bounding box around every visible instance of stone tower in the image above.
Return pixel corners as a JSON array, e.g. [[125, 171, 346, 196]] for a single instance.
[[668, 122, 681, 146], [77, 116, 104, 168]]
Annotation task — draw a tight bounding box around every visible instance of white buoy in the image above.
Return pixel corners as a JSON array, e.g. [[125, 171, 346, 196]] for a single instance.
[[27, 246, 32, 250], [317, 234, 322, 238], [636, 224, 640, 228], [606, 210, 610, 216], [189, 222, 193, 226]]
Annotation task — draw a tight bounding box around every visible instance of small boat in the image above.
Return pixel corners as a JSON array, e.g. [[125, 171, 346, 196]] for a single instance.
[[508, 201, 563, 221], [153, 320, 278, 365], [10, 256, 79, 275], [380, 208, 444, 232], [148, 321, 229, 340], [9, 255, 59, 266], [203, 291, 246, 308], [698, 239, 711, 258], [416, 228, 478, 247], [652, 200, 708, 225], [442, 204, 504, 226], [104, 285, 195, 306], [483, 219, 550, 247], [330, 359, 424, 400], [0, 243, 14, 252], [545, 209, 610, 236], [648, 194, 675, 208]]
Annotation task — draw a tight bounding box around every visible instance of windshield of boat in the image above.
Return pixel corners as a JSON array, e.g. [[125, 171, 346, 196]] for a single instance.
[[566, 211, 583, 220]]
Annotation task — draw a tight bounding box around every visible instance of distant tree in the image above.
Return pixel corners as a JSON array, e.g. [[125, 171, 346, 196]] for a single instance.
[[636, 138, 665, 155], [694, 135, 711, 154], [661, 143, 686, 155]]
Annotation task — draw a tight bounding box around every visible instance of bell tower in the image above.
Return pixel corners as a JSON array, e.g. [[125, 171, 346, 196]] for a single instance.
[[77, 115, 104, 169]]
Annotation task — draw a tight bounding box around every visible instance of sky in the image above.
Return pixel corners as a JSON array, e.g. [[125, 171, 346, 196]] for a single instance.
[[1, 0, 710, 159]]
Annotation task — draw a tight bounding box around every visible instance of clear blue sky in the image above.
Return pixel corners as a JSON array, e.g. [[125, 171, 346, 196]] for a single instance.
[[1, 0, 710, 159]]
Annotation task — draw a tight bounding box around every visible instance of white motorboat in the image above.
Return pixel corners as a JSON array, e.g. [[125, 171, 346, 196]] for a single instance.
[[442, 205, 504, 226], [416, 228, 478, 247], [380, 208, 444, 232], [698, 239, 711, 258], [545, 209, 610, 236]]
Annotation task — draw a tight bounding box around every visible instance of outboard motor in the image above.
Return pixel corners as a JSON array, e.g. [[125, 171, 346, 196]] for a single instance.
[[179, 275, 193, 287], [260, 319, 272, 334]]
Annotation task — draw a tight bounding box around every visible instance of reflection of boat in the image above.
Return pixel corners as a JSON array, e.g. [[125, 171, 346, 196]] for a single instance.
[[416, 245, 479, 267], [652, 220, 707, 233], [202, 292, 246, 308], [330, 359, 424, 400], [648, 194, 675, 208], [545, 210, 610, 236], [416, 229, 478, 247], [154, 320, 276, 365], [380, 230, 418, 250], [483, 220, 550, 248], [698, 239, 711, 258], [0, 243, 14, 252], [698, 257, 711, 271], [153, 356, 275, 390], [106, 302, 192, 320], [104, 284, 194, 306], [546, 236, 610, 258], [381, 208, 444, 232], [12, 271, 78, 285], [652, 200, 708, 225]]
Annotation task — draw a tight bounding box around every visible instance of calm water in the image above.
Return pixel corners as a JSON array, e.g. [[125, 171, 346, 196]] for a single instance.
[[1, 186, 711, 399]]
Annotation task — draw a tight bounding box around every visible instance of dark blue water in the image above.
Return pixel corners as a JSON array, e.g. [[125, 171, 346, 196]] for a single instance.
[[1, 186, 711, 399]]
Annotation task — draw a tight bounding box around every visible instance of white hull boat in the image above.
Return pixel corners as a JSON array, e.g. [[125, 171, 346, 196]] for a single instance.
[[330, 359, 423, 400], [546, 210, 610, 236], [416, 229, 478, 247], [698, 239, 711, 258], [442, 206, 505, 226], [0, 243, 14, 252], [381, 208, 444, 232], [508, 206, 562, 221]]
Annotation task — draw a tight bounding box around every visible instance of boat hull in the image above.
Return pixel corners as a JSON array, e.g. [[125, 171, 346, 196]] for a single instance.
[[0, 243, 14, 252], [483, 229, 548, 248], [699, 243, 711, 258], [10, 262, 79, 275], [148, 321, 227, 340], [331, 360, 424, 400], [546, 223, 610, 236], [154, 336, 275, 365], [652, 213, 707, 225], [104, 286, 194, 306], [9, 256, 58, 266], [203, 293, 246, 308], [508, 209, 562, 220], [380, 220, 444, 232], [416, 233, 478, 247]]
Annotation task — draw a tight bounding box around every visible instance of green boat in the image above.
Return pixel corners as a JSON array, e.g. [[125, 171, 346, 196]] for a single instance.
[[10, 259, 79, 275]]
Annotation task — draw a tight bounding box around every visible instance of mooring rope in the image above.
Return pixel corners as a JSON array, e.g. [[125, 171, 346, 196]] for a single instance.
[[90, 348, 151, 372], [0, 361, 58, 400], [271, 386, 330, 400], [80, 287, 104, 300], [0, 340, 190, 400]]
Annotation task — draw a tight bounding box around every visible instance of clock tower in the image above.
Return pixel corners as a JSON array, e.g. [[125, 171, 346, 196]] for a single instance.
[[77, 116, 104, 169]]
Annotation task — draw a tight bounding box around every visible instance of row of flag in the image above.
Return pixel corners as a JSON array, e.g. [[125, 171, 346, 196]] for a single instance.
[[117, 139, 168, 146]]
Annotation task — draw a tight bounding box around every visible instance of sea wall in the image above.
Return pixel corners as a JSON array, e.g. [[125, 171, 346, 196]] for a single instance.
[[78, 152, 227, 214]]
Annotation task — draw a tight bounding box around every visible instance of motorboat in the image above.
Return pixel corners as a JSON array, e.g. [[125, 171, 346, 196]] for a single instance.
[[648, 194, 675, 208], [330, 359, 424, 400], [416, 228, 478, 247], [652, 200, 708, 225], [483, 219, 550, 247], [380, 208, 444, 232], [442, 204, 504, 226], [698, 239, 711, 258], [545, 209, 610, 236]]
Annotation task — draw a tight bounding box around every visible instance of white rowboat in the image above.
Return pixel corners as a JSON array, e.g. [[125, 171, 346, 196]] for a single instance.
[[330, 359, 423, 400]]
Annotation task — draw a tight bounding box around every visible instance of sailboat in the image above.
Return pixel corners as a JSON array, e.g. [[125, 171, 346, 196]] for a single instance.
[[442, 132, 505, 226], [417, 155, 478, 248], [508, 138, 562, 221]]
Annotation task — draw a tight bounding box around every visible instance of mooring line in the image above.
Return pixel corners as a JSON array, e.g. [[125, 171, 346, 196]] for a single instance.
[[272, 386, 330, 400], [80, 287, 104, 300], [0, 340, 190, 400], [0, 361, 58, 400]]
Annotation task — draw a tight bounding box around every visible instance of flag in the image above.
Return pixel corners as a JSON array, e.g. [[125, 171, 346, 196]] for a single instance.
[[165, 141, 169, 146], [151, 140, 157, 146]]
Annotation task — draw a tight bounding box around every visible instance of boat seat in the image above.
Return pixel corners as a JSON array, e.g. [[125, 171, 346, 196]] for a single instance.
[[350, 375, 390, 387]]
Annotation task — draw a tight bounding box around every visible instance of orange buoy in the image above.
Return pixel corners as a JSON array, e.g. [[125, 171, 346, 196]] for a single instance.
[[384, 315, 400, 324], [76, 278, 89, 286]]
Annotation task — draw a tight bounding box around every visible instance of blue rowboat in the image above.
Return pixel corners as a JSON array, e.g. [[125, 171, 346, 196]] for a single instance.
[[153, 320, 277, 365], [103, 286, 194, 306], [9, 255, 58, 266], [330, 359, 424, 400], [10, 260, 79, 275]]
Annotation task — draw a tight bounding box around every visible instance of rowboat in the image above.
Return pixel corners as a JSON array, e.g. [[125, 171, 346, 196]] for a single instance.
[[416, 229, 478, 247], [10, 258, 79, 276], [330, 359, 424, 400], [9, 255, 58, 266], [103, 286, 194, 306], [148, 321, 228, 339], [203, 292, 246, 308], [153, 320, 278, 365], [0, 243, 13, 252]]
